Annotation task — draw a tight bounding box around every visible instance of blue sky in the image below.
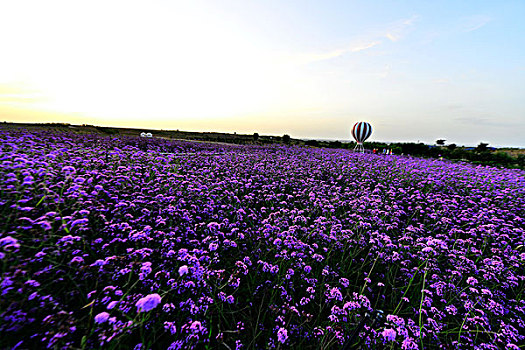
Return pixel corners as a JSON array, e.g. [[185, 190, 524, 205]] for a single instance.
[[0, 0, 524, 147]]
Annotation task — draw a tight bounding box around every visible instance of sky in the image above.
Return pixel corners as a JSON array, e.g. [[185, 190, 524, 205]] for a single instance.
[[1, 0, 524, 147]]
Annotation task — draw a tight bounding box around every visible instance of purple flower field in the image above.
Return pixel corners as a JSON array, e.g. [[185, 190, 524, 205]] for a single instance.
[[1, 128, 524, 349]]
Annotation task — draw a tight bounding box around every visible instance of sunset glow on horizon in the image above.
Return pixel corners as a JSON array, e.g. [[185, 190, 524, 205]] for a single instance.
[[1, 0, 524, 147]]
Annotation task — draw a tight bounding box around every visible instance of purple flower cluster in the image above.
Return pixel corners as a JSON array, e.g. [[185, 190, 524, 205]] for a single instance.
[[0, 127, 524, 349], [136, 293, 162, 312]]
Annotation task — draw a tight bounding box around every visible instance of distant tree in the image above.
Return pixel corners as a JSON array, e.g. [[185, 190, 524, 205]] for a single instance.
[[492, 152, 514, 166], [329, 140, 342, 148], [398, 142, 429, 156], [253, 132, 259, 142], [391, 146, 402, 154], [476, 142, 489, 152], [305, 139, 319, 147], [517, 154, 525, 168], [436, 139, 446, 146], [429, 146, 442, 158], [447, 143, 457, 151], [282, 134, 291, 144], [450, 148, 468, 160]]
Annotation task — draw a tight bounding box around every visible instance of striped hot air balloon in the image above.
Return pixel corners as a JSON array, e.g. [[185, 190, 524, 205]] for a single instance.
[[351, 122, 372, 152]]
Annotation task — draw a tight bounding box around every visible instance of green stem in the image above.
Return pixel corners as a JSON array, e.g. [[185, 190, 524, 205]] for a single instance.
[[392, 258, 428, 315], [418, 264, 429, 349], [457, 298, 481, 345], [360, 250, 382, 295]]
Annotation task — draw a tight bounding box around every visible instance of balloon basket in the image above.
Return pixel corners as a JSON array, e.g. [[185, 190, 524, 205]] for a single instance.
[[354, 143, 365, 153]]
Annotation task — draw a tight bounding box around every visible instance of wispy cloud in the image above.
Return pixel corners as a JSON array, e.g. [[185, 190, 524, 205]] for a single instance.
[[284, 15, 418, 65], [351, 41, 382, 52], [463, 15, 492, 32], [0, 94, 44, 102], [384, 15, 419, 42], [296, 49, 347, 63], [0, 83, 47, 105], [284, 40, 382, 64]]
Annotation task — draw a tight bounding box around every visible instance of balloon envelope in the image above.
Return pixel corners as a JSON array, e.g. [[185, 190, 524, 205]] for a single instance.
[[352, 122, 372, 143]]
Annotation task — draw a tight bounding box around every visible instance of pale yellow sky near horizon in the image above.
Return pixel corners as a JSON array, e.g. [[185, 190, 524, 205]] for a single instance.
[[1, 1, 345, 138], [0, 3, 288, 118]]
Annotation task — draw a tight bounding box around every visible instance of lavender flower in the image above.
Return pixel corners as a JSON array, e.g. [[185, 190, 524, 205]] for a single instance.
[[178, 265, 189, 276], [277, 327, 288, 344], [94, 312, 110, 323], [382, 328, 397, 342], [136, 293, 162, 312], [1, 129, 524, 349]]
